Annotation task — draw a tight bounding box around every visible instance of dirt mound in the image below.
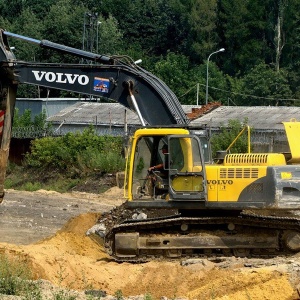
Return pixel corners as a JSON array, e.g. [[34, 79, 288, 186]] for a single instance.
[[0, 189, 299, 299], [0, 212, 297, 299]]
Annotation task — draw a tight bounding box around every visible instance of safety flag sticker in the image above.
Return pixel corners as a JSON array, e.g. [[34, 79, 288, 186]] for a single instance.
[[93, 77, 110, 93], [0, 110, 4, 136]]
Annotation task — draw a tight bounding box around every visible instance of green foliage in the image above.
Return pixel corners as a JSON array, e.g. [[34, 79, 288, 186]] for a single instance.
[[136, 157, 145, 174], [41, 0, 86, 63], [239, 63, 293, 105], [218, 0, 270, 75], [114, 289, 124, 300], [101, 0, 189, 56], [0, 0, 24, 21], [25, 126, 125, 176], [53, 291, 77, 300], [153, 52, 193, 103], [0, 253, 42, 298], [13, 108, 32, 127], [10, 8, 44, 61], [12, 108, 52, 138], [22, 0, 57, 19], [152, 52, 228, 104], [210, 119, 251, 157], [188, 0, 219, 62], [1, 0, 300, 105], [204, 61, 228, 104], [97, 14, 124, 55], [144, 292, 154, 300], [22, 181, 43, 191], [13, 108, 50, 129]]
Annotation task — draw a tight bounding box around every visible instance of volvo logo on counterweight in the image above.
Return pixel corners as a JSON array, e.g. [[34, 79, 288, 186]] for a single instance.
[[32, 71, 89, 85], [207, 180, 234, 185]]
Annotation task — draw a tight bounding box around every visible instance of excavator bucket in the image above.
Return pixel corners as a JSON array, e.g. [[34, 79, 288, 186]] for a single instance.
[[283, 120, 300, 164]]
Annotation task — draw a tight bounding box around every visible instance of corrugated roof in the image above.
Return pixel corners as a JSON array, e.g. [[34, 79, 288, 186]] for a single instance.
[[190, 106, 300, 130], [47, 102, 141, 125], [48, 102, 300, 130], [47, 103, 202, 126]]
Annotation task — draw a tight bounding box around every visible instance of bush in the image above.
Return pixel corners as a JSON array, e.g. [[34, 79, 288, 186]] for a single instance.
[[210, 118, 252, 157], [25, 126, 125, 176], [0, 253, 42, 298], [13, 108, 49, 129]]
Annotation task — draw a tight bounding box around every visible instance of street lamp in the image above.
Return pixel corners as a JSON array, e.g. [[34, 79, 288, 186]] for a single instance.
[[96, 21, 101, 53], [205, 48, 225, 105]]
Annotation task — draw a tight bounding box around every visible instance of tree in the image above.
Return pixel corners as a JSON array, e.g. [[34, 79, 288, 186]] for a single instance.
[[13, 108, 45, 128], [22, 0, 57, 19], [153, 52, 197, 104], [10, 8, 44, 61], [187, 0, 219, 62], [204, 61, 228, 104], [273, 0, 288, 72], [280, 1, 300, 69], [218, 0, 270, 75], [0, 0, 23, 22], [239, 63, 293, 106], [97, 14, 123, 55], [100, 0, 189, 56], [41, 0, 86, 63]]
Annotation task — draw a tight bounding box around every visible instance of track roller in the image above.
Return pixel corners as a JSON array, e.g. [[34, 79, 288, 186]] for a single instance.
[[282, 231, 300, 252]]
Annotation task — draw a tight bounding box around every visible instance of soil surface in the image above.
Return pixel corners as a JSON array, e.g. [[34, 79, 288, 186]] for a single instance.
[[1, 188, 300, 299]]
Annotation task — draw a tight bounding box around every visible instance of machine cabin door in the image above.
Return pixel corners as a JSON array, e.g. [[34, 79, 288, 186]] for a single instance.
[[130, 134, 207, 202], [167, 135, 207, 201]]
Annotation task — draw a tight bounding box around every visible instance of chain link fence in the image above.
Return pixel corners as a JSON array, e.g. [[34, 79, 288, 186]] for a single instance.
[[12, 125, 291, 154], [12, 126, 56, 139]]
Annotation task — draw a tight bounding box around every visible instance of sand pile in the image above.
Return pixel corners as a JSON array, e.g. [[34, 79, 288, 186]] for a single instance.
[[0, 211, 297, 299]]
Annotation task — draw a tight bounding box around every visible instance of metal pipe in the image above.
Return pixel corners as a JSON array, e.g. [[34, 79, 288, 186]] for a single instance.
[[3, 30, 111, 63], [4, 31, 41, 45], [124, 80, 146, 126], [130, 93, 146, 126]]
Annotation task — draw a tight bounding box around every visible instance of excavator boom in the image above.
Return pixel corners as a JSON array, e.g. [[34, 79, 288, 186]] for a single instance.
[[0, 28, 189, 202], [0, 29, 189, 126]]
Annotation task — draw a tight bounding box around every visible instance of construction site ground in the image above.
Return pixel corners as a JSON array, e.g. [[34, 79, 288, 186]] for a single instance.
[[1, 187, 300, 299]]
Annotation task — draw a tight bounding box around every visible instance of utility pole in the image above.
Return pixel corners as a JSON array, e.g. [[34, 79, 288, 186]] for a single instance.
[[82, 12, 99, 62]]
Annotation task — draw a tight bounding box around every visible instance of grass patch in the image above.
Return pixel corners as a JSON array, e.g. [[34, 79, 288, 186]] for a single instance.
[[5, 162, 117, 194], [0, 253, 42, 298], [5, 131, 125, 194]]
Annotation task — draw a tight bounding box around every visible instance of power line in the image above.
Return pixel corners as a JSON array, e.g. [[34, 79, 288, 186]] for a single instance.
[[178, 85, 197, 98], [179, 83, 300, 102]]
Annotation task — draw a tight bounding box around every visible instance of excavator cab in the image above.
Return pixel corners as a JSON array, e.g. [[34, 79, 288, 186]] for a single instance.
[[127, 128, 207, 207]]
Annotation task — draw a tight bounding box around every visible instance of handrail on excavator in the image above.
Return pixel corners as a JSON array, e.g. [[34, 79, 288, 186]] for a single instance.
[[226, 125, 251, 153]]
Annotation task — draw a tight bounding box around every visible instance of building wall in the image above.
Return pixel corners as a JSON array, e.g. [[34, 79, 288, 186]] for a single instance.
[[16, 98, 81, 119]]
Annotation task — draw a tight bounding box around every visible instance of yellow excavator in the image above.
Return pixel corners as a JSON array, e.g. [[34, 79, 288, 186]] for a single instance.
[[1, 29, 300, 261]]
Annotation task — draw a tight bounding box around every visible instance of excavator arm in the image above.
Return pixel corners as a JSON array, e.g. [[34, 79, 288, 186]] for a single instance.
[[2, 30, 188, 126], [16, 62, 187, 125], [0, 28, 189, 202]]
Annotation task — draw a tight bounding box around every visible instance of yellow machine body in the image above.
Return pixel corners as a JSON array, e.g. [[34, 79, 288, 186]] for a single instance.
[[125, 122, 300, 210], [205, 153, 286, 203]]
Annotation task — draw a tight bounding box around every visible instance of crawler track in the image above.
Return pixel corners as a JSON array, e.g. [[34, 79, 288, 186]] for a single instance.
[[104, 211, 300, 262]]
